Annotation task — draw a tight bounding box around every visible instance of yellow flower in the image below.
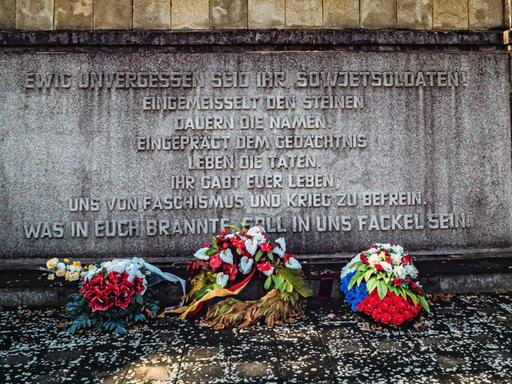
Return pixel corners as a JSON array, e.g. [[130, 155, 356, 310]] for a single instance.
[[46, 258, 59, 270], [73, 261, 81, 267], [47, 274, 55, 281], [55, 269, 66, 277], [63, 258, 70, 263], [66, 272, 80, 282]]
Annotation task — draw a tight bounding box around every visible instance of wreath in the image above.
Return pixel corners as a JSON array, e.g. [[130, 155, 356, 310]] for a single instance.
[[340, 243, 430, 327], [42, 257, 185, 334], [164, 225, 312, 329]]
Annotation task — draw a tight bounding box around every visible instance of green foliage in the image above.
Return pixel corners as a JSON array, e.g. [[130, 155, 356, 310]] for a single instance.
[[274, 267, 312, 298], [377, 280, 388, 300]]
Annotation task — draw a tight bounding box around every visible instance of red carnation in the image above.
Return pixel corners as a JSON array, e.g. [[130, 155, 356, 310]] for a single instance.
[[360, 254, 369, 265], [356, 290, 422, 327], [393, 278, 403, 286], [403, 254, 412, 265], [390, 313, 405, 326], [374, 264, 383, 272]]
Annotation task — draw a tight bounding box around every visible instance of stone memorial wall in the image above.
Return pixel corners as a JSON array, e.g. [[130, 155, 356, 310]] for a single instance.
[[1, 48, 510, 261]]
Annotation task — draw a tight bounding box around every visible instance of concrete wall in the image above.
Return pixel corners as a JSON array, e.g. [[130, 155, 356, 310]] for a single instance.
[[0, 0, 507, 31]]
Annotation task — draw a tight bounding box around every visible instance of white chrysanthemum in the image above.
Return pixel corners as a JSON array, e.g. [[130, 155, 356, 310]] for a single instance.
[[368, 254, 381, 265], [392, 244, 404, 254], [405, 264, 418, 278], [393, 265, 406, 278], [380, 261, 393, 272], [391, 252, 402, 265]]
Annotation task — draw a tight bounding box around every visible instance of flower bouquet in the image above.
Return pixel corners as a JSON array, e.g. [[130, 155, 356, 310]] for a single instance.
[[165, 225, 312, 329], [340, 244, 430, 327], [43, 257, 185, 334]]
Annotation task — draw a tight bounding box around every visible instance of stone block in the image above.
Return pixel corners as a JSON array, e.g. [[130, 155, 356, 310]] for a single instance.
[[286, 0, 322, 28], [0, 50, 510, 259], [55, 0, 93, 30], [94, 0, 132, 30], [361, 0, 397, 29], [211, 0, 248, 29], [0, 0, 16, 29], [433, 0, 468, 30], [323, 0, 359, 28], [172, 0, 209, 29], [248, 0, 285, 29], [469, 0, 504, 30], [398, 0, 432, 29], [133, 0, 170, 30], [16, 0, 54, 30]]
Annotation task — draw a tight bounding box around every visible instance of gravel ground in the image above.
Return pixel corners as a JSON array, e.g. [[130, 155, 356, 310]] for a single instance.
[[1, 292, 512, 384]]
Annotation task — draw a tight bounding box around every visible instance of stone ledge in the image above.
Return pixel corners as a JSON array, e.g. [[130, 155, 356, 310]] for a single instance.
[[0, 29, 505, 47], [1, 253, 511, 307]]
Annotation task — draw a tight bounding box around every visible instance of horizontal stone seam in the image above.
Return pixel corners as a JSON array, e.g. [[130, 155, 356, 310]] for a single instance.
[[0, 30, 505, 47]]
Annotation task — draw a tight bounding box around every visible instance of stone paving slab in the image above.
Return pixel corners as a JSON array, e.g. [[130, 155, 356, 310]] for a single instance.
[[0, 293, 512, 383]]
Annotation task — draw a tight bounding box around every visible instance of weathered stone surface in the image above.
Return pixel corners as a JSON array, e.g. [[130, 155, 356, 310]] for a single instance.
[[94, 0, 132, 30], [398, 0, 432, 30], [248, 0, 285, 29], [361, 0, 397, 29], [133, 0, 170, 30], [172, 0, 209, 30], [323, 0, 359, 29], [0, 0, 15, 30], [433, 0, 468, 30], [211, 0, 248, 29], [0, 50, 510, 261], [469, 0, 504, 30], [55, 0, 93, 30], [16, 0, 54, 31], [286, 0, 322, 28]]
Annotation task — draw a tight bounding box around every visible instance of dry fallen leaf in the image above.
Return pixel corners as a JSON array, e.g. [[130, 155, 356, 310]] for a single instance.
[[431, 293, 455, 303]]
